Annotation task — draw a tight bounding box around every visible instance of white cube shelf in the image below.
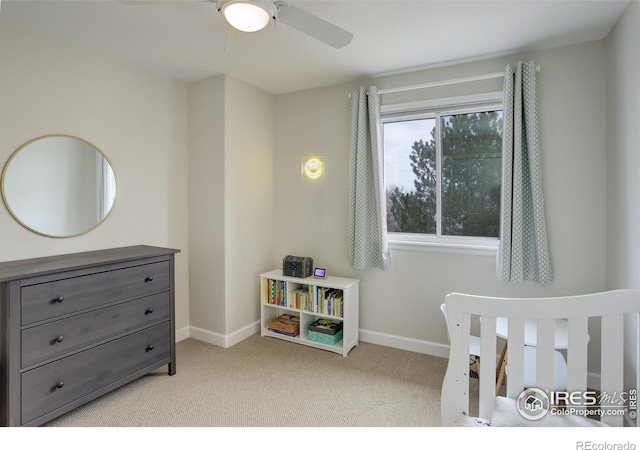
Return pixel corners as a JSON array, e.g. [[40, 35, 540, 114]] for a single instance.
[[260, 269, 359, 357]]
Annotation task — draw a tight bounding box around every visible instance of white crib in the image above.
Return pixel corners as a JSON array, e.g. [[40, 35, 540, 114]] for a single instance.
[[441, 290, 640, 427]]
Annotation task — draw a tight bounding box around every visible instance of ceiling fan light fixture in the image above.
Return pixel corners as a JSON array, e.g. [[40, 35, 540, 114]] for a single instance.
[[218, 0, 273, 33]]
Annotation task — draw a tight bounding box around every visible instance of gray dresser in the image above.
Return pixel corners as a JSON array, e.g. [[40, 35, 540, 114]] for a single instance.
[[0, 245, 180, 426]]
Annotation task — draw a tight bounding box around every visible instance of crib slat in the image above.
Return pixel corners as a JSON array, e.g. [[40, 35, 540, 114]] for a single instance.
[[536, 319, 556, 392], [441, 302, 471, 426], [458, 311, 472, 418], [506, 318, 525, 399], [601, 314, 624, 426], [479, 315, 497, 420], [566, 317, 588, 395]]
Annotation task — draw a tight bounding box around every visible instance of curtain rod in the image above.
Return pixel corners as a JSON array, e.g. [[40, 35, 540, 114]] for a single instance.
[[376, 65, 541, 96]]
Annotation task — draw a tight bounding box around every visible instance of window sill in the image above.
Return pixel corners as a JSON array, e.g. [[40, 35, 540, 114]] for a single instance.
[[387, 235, 498, 256]]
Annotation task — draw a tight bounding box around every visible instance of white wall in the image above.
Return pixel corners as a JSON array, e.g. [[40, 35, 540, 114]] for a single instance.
[[274, 41, 609, 360], [605, 0, 640, 407], [188, 75, 275, 344], [606, 1, 640, 290], [188, 75, 227, 336], [224, 76, 275, 338], [0, 19, 191, 333]]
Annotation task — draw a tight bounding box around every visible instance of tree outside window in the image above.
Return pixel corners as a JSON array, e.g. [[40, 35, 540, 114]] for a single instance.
[[384, 108, 502, 239]]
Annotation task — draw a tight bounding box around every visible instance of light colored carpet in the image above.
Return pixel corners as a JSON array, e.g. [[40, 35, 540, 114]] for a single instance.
[[43, 334, 455, 427]]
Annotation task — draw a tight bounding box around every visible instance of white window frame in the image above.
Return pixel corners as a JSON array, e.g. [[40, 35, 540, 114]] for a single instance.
[[381, 92, 503, 255]]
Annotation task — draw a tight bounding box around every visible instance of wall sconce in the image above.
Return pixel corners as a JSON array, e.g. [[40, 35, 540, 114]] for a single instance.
[[301, 156, 325, 181]]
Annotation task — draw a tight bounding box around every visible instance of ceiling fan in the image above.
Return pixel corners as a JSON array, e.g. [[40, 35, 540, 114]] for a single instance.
[[120, 0, 354, 49]]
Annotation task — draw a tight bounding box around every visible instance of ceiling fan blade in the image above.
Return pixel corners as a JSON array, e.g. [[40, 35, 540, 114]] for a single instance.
[[118, 1, 167, 4], [274, 1, 353, 49]]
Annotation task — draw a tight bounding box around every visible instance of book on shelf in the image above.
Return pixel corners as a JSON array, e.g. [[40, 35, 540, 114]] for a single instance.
[[310, 286, 344, 317], [288, 286, 312, 311], [264, 278, 288, 306], [268, 314, 300, 335], [308, 318, 343, 335], [268, 328, 299, 337]]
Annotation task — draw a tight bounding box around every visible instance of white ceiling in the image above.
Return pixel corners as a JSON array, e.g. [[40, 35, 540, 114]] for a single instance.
[[0, 0, 631, 94]]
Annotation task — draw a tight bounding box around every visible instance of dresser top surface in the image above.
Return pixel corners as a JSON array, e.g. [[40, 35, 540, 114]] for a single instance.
[[0, 245, 181, 282]]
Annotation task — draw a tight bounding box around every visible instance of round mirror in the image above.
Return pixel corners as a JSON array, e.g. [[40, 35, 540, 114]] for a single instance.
[[1, 135, 117, 238]]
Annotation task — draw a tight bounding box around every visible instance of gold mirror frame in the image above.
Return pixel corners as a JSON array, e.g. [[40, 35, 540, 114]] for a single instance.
[[1, 135, 117, 238]]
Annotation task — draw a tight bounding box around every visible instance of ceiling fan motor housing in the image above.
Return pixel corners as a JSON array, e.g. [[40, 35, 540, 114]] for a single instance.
[[216, 0, 278, 33]]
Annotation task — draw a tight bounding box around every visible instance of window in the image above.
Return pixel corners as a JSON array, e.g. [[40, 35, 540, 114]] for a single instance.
[[382, 95, 502, 249]]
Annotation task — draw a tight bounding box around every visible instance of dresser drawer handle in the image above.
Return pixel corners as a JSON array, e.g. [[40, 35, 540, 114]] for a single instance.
[[55, 335, 64, 343], [145, 309, 154, 315], [52, 296, 64, 304], [146, 344, 155, 352], [145, 276, 154, 283], [55, 381, 64, 389]]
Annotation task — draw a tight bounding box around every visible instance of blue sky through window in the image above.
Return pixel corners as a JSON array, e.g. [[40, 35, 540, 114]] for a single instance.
[[383, 118, 435, 193]]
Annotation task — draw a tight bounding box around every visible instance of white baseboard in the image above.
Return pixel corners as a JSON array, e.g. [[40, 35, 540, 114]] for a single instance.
[[180, 321, 260, 348], [175, 326, 190, 343], [358, 328, 450, 359], [187, 326, 225, 347], [227, 321, 261, 347]]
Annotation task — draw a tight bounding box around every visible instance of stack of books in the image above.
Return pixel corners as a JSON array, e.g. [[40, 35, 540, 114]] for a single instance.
[[315, 287, 344, 317], [264, 279, 287, 306], [268, 314, 300, 337], [289, 287, 312, 311], [308, 318, 343, 345]]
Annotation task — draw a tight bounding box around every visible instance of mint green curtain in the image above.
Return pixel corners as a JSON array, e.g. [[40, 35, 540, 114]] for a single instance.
[[349, 86, 391, 270], [497, 61, 552, 285]]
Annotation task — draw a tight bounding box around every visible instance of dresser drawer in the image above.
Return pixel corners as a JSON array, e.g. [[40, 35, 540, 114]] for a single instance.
[[21, 291, 170, 368], [21, 322, 170, 425], [21, 261, 170, 325]]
